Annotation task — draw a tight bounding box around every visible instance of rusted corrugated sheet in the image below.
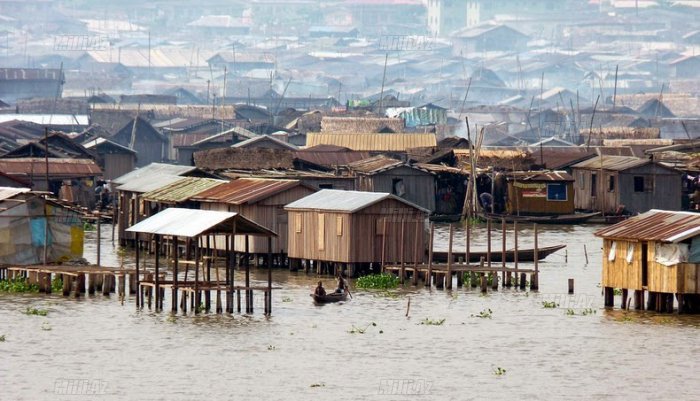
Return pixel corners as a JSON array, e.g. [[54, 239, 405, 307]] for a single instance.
[[294, 150, 370, 168], [306, 133, 437, 152], [141, 177, 226, 203], [347, 155, 403, 173], [0, 158, 101, 177], [192, 178, 302, 205], [595, 209, 700, 243]]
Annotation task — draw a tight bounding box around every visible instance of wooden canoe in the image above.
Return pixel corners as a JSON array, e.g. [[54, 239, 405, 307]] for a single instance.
[[478, 211, 601, 225], [310, 292, 348, 303], [432, 244, 566, 263]]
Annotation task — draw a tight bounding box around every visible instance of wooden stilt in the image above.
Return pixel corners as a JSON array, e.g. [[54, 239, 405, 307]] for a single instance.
[[426, 223, 434, 288], [446, 224, 453, 290], [532, 223, 539, 290]]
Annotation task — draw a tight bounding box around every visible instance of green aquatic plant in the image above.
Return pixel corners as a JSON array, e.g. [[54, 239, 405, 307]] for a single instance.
[[310, 383, 325, 388], [0, 335, 5, 342], [25, 307, 48, 316], [493, 367, 507, 376], [581, 308, 597, 316], [356, 273, 400, 289], [267, 345, 276, 351], [542, 301, 559, 308], [0, 278, 39, 293], [419, 318, 446, 326], [565, 308, 576, 316], [471, 309, 492, 319], [41, 322, 52, 331], [348, 322, 378, 334], [83, 222, 96, 231], [282, 297, 293, 303], [51, 277, 63, 293], [613, 288, 623, 296]]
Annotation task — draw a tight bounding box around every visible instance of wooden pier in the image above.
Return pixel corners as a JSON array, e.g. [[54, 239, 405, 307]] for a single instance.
[[382, 220, 548, 291]]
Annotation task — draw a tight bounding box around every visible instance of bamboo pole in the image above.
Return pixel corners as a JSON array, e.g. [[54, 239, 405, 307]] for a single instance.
[[446, 224, 454, 290], [412, 219, 419, 286], [513, 222, 519, 287], [380, 218, 387, 274], [426, 222, 434, 288], [532, 224, 539, 290]]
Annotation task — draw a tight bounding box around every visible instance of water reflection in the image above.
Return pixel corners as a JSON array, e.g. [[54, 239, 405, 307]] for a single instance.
[[1, 223, 698, 400]]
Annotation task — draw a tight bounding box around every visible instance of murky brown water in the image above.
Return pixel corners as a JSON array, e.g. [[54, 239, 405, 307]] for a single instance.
[[2, 223, 699, 400]]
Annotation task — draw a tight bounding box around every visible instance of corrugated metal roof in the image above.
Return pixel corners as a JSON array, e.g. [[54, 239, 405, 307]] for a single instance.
[[510, 171, 574, 182], [571, 155, 650, 171], [116, 174, 184, 194], [83, 137, 137, 154], [231, 135, 298, 150], [305, 133, 437, 152], [284, 189, 430, 214], [112, 163, 198, 185], [0, 114, 89, 126], [0, 158, 101, 177], [0, 186, 30, 201], [347, 155, 403, 173], [125, 207, 276, 238], [192, 178, 305, 205], [141, 177, 226, 204], [595, 209, 700, 243]]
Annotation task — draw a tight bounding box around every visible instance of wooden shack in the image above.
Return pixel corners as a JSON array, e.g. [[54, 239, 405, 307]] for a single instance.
[[595, 210, 700, 313], [571, 155, 682, 214], [348, 155, 436, 213], [113, 163, 217, 245], [191, 178, 316, 260], [285, 189, 430, 276], [506, 171, 575, 215], [83, 137, 136, 180], [111, 117, 167, 167]]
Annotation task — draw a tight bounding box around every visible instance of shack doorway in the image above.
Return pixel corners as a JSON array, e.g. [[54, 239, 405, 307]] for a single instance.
[[641, 242, 648, 287]]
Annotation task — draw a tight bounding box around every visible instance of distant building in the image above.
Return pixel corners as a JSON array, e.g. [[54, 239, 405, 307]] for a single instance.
[[451, 24, 528, 56], [427, 0, 480, 37], [670, 56, 700, 79], [0, 68, 64, 104]]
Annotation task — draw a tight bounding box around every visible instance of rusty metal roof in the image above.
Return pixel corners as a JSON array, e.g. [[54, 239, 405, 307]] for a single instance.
[[595, 209, 700, 243], [0, 158, 101, 177], [126, 207, 276, 238], [305, 133, 437, 152], [0, 186, 30, 201], [141, 177, 226, 204], [571, 155, 650, 171], [347, 155, 404, 174], [192, 178, 306, 205]]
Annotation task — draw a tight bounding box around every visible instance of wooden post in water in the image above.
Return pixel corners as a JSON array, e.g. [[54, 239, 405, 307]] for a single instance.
[[480, 273, 487, 293], [96, 216, 101, 268], [155, 234, 161, 311], [412, 220, 419, 286], [205, 235, 211, 312], [194, 240, 200, 314], [380, 218, 387, 274], [245, 235, 251, 313], [172, 235, 179, 313], [569, 279, 576, 295], [621, 288, 628, 310], [399, 219, 406, 284], [486, 219, 492, 268], [135, 232, 140, 308], [465, 218, 471, 265], [532, 224, 539, 290], [513, 221, 519, 287], [426, 222, 434, 288], [501, 219, 506, 285], [634, 290, 644, 310], [446, 224, 454, 290], [265, 237, 272, 315], [226, 233, 233, 313]]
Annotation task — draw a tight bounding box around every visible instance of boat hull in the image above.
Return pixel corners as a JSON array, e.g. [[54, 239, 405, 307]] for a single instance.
[[311, 292, 348, 303], [432, 244, 566, 263], [478, 212, 600, 225]]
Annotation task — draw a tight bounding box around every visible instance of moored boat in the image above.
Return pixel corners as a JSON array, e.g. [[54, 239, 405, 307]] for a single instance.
[[432, 244, 566, 263], [478, 211, 600, 225]]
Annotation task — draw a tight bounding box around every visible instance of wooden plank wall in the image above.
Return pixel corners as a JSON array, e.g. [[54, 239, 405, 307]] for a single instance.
[[602, 239, 642, 290], [287, 198, 427, 264], [506, 182, 574, 215]]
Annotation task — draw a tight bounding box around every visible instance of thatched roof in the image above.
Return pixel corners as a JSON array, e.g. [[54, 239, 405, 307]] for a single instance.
[[580, 127, 660, 145], [320, 116, 405, 133], [194, 147, 295, 171]]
